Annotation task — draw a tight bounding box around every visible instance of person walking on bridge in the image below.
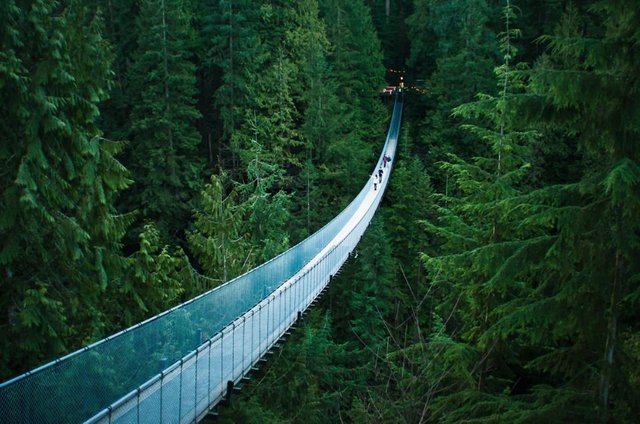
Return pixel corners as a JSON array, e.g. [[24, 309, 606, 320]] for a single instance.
[[378, 167, 383, 182], [373, 173, 378, 191]]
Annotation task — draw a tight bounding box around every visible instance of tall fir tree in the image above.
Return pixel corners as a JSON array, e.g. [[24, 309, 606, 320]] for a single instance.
[[418, 1, 640, 421], [203, 0, 264, 170], [236, 141, 291, 263], [320, 0, 387, 146], [187, 155, 290, 287], [124, 0, 203, 243], [363, 0, 412, 71], [0, 0, 130, 378], [215, 310, 363, 423], [187, 172, 251, 285], [384, 130, 435, 286], [406, 0, 500, 188], [289, 0, 363, 235], [105, 223, 196, 328], [495, 1, 640, 420], [85, 0, 140, 143], [232, 46, 303, 176], [418, 1, 552, 421]]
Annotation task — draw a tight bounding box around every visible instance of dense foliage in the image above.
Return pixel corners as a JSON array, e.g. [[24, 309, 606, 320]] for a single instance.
[[216, 0, 640, 422], [0, 0, 383, 379], [1, 0, 638, 422]]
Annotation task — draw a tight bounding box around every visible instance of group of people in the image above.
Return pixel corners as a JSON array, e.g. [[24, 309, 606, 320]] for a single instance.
[[373, 155, 392, 191]]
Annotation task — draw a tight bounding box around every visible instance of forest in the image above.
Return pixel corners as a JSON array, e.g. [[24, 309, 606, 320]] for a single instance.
[[1, 0, 639, 422]]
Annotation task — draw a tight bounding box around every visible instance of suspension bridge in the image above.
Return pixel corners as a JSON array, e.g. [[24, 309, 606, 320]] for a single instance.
[[0, 93, 404, 423]]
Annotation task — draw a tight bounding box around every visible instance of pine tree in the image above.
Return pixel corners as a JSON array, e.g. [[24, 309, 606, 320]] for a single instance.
[[216, 309, 365, 423], [233, 47, 303, 174], [203, 0, 263, 169], [320, 0, 387, 146], [188, 144, 291, 287], [418, 2, 551, 420], [124, 0, 203, 242], [491, 1, 640, 420], [85, 0, 140, 143], [384, 143, 435, 286], [105, 223, 195, 328], [0, 0, 130, 378], [289, 0, 366, 235], [236, 141, 291, 263], [363, 0, 412, 71], [187, 173, 251, 286], [418, 1, 640, 421], [407, 0, 500, 189]]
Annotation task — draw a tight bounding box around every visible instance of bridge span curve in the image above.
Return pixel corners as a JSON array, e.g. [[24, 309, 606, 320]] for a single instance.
[[0, 94, 403, 424]]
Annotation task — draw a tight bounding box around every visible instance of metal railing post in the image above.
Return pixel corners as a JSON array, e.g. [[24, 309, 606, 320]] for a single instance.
[[194, 350, 198, 422], [219, 333, 223, 399], [178, 360, 183, 421], [279, 290, 283, 333], [258, 305, 263, 355], [159, 371, 163, 424], [250, 310, 254, 360], [207, 339, 212, 409], [242, 316, 246, 371], [231, 323, 236, 379]]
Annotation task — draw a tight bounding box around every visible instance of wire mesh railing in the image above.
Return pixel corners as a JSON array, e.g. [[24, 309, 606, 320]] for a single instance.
[[0, 94, 403, 424]]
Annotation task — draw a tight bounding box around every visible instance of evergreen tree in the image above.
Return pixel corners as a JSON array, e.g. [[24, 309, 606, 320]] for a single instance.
[[124, 0, 203, 242], [405, 0, 437, 84], [216, 309, 366, 423], [418, 1, 640, 421], [86, 0, 140, 143], [364, 0, 412, 71], [290, 0, 366, 235], [320, 0, 387, 146], [188, 156, 291, 287], [234, 48, 303, 175], [239, 143, 291, 262], [418, 2, 549, 420], [332, 213, 440, 423], [384, 128, 435, 285], [203, 0, 263, 170], [0, 0, 130, 378], [406, 0, 500, 188], [105, 223, 195, 328], [492, 2, 640, 420], [187, 173, 251, 286]]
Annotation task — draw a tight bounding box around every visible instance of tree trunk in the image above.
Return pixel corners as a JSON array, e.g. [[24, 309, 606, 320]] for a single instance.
[[161, 0, 175, 179], [600, 250, 622, 422]]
